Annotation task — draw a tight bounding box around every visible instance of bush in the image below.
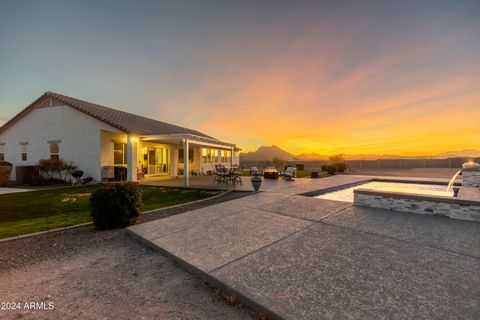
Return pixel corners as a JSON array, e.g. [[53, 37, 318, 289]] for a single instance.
[[90, 182, 142, 230], [333, 162, 348, 173], [30, 176, 65, 186], [0, 161, 12, 167], [295, 164, 305, 171], [0, 161, 12, 187], [320, 165, 327, 171], [326, 165, 337, 175], [37, 158, 76, 181]]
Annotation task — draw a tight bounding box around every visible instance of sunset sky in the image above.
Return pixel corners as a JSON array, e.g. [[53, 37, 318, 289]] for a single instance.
[[0, 0, 479, 155]]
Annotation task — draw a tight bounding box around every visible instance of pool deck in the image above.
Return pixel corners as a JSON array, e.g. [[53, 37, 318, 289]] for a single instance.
[[128, 175, 480, 319]]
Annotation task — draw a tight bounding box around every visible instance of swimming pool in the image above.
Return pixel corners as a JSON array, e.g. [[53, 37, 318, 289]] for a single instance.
[[315, 181, 453, 202]]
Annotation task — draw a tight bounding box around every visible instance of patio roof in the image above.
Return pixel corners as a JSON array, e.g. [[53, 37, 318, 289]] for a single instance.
[[141, 133, 241, 150]]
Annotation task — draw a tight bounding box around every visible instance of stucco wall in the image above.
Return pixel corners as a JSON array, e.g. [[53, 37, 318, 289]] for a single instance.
[[0, 105, 122, 181]]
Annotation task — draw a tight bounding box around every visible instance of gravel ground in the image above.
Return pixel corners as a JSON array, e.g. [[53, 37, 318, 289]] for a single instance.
[[0, 191, 253, 320]]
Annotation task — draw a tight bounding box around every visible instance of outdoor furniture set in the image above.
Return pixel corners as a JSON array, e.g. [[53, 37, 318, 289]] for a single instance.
[[213, 164, 244, 187]]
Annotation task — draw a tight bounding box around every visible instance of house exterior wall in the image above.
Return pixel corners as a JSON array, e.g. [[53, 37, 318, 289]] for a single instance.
[[100, 131, 128, 168], [0, 105, 122, 181]]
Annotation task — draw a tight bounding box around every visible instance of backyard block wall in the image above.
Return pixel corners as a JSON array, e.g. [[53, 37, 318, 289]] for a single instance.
[[354, 189, 480, 222]]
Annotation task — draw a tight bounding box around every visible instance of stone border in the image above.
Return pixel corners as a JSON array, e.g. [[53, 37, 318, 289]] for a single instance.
[[354, 189, 480, 222], [354, 188, 480, 206], [299, 179, 374, 197], [0, 190, 237, 243], [300, 177, 461, 198]]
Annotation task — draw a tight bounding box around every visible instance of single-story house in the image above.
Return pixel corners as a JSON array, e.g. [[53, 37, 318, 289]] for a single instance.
[[0, 92, 240, 186]]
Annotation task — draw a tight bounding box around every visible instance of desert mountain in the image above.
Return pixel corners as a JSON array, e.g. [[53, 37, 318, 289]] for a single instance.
[[240, 146, 293, 161]]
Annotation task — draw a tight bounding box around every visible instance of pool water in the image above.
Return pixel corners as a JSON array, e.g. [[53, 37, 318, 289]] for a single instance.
[[315, 181, 453, 203]]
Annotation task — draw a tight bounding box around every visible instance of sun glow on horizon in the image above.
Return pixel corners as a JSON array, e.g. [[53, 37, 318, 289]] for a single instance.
[[0, 1, 479, 156]]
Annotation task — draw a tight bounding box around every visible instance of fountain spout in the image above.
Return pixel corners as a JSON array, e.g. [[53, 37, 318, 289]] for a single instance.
[[446, 170, 462, 192]]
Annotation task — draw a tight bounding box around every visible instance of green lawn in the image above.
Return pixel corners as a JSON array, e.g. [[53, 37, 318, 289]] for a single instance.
[[0, 185, 219, 239]]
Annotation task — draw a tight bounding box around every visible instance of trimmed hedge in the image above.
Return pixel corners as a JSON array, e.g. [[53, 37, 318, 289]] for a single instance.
[[326, 165, 337, 175], [90, 182, 142, 230]]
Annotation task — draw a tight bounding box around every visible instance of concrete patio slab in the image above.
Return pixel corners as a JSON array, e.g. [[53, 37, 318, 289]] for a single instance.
[[132, 208, 311, 272], [231, 194, 352, 221], [212, 222, 480, 320], [324, 206, 480, 258], [128, 202, 244, 241], [129, 174, 480, 319]]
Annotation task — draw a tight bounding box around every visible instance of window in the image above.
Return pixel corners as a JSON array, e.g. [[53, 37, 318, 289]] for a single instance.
[[49, 141, 60, 160], [220, 150, 231, 163], [0, 144, 4, 161], [114, 143, 127, 165], [221, 150, 231, 163], [178, 148, 194, 164], [20, 143, 28, 161], [201, 148, 221, 163]]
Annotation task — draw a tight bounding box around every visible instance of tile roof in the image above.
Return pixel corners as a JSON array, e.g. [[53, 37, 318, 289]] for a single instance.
[[0, 92, 216, 139]]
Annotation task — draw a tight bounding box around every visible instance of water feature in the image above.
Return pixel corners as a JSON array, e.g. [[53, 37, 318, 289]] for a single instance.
[[316, 181, 451, 202], [446, 170, 462, 192], [447, 161, 480, 192]]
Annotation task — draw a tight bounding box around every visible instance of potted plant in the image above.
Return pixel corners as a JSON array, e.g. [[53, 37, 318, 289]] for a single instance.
[[250, 170, 262, 192]]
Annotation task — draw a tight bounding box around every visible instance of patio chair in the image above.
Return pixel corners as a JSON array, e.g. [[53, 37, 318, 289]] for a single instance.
[[249, 166, 263, 176], [213, 164, 228, 185], [283, 166, 297, 181], [230, 166, 243, 186]]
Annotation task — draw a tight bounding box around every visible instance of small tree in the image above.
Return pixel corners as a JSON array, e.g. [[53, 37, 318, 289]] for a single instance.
[[37, 158, 76, 181], [329, 154, 345, 162]]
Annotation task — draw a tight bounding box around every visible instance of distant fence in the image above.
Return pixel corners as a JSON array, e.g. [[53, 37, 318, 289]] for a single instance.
[[241, 157, 479, 170]]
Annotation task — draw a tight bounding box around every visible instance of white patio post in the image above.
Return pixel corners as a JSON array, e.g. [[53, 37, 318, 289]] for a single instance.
[[183, 138, 189, 187], [127, 135, 138, 182], [170, 146, 177, 177]]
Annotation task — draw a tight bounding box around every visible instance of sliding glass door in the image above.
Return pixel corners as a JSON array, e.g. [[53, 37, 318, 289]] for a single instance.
[[147, 147, 169, 175]]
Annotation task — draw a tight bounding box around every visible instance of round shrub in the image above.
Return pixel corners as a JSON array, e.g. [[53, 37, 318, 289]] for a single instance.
[[333, 162, 348, 173], [90, 182, 142, 230], [326, 165, 337, 175], [320, 165, 327, 171], [0, 161, 12, 167], [0, 161, 12, 187]]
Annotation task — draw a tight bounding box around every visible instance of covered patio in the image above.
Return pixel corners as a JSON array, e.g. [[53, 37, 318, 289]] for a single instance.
[[122, 133, 239, 187]]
